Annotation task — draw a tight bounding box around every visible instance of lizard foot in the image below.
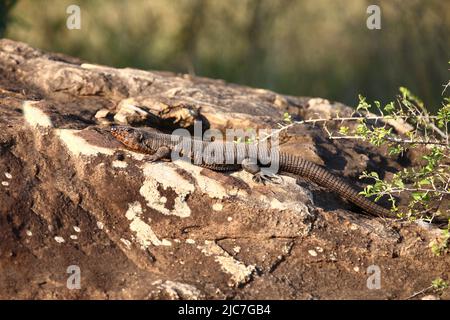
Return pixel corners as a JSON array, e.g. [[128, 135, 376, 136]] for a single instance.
[[143, 146, 171, 163], [252, 171, 283, 185]]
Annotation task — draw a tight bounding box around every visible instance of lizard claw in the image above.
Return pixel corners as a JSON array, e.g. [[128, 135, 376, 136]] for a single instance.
[[144, 155, 159, 162], [252, 171, 283, 185]]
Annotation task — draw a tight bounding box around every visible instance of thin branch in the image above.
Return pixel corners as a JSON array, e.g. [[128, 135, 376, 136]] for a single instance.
[[442, 81, 450, 95], [406, 285, 433, 300], [259, 114, 440, 143], [398, 94, 448, 140], [380, 188, 450, 195], [328, 135, 449, 146]]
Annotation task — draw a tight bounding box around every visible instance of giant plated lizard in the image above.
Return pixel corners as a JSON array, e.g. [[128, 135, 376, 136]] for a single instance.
[[110, 125, 395, 218]]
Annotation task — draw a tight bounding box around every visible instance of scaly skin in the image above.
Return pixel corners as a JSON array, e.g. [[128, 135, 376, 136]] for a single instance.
[[110, 125, 395, 218]]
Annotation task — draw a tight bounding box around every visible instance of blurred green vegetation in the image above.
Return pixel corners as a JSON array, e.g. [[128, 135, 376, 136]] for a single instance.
[[2, 0, 449, 112], [0, 0, 17, 36]]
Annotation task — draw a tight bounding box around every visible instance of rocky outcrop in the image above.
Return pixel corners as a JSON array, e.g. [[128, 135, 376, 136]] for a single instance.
[[0, 39, 448, 299]]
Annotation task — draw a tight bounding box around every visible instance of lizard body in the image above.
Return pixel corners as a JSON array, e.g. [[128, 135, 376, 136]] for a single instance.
[[110, 125, 395, 218]]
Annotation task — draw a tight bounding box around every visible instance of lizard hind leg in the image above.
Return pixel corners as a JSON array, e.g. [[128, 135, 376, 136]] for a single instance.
[[241, 158, 283, 185], [144, 145, 171, 162]]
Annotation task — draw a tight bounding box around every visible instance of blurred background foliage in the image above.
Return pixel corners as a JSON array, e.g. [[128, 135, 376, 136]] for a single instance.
[[1, 0, 449, 112]]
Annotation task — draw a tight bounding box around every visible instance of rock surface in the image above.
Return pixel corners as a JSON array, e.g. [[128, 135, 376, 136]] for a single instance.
[[0, 39, 448, 299]]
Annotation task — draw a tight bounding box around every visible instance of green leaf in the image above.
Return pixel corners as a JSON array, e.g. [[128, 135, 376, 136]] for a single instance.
[[432, 278, 449, 290], [283, 112, 292, 123], [384, 102, 395, 113], [393, 179, 404, 188], [418, 179, 430, 186], [339, 126, 349, 135], [411, 192, 425, 201]]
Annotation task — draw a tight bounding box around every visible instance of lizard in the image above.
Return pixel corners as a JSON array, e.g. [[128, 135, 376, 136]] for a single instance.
[[110, 125, 396, 218]]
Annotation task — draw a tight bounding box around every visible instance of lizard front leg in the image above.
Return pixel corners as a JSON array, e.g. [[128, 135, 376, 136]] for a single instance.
[[241, 158, 282, 184], [144, 146, 171, 162]]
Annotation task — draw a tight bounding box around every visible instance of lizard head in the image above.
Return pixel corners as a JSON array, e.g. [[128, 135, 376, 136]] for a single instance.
[[110, 125, 144, 151]]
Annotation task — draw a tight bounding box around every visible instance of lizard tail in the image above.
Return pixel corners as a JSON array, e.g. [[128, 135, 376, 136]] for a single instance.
[[279, 153, 396, 218]]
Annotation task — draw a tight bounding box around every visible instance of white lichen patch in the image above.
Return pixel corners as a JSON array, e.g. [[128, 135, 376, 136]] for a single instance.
[[73, 226, 81, 233], [269, 198, 284, 209], [1, 181, 9, 186], [4, 172, 12, 179], [229, 170, 255, 185], [186, 239, 196, 244], [112, 160, 128, 168], [120, 238, 132, 249], [198, 240, 255, 286], [232, 171, 309, 213], [152, 280, 202, 300], [96, 221, 104, 230], [140, 162, 195, 218], [26, 230, 32, 237], [80, 63, 107, 70], [172, 160, 232, 200], [125, 201, 143, 220], [212, 203, 223, 211], [70, 235, 78, 240], [23, 101, 53, 128], [125, 201, 172, 248], [350, 223, 358, 231], [56, 129, 114, 157], [269, 197, 308, 213], [421, 295, 440, 300], [54, 236, 65, 243]]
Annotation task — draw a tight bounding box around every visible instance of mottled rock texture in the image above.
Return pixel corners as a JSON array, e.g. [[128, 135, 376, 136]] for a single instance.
[[0, 39, 448, 299]]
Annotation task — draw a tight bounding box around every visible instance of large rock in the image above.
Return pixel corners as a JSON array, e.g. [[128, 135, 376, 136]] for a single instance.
[[0, 39, 448, 299]]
